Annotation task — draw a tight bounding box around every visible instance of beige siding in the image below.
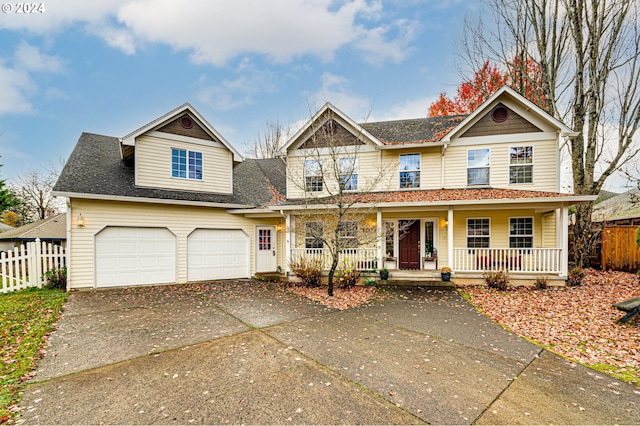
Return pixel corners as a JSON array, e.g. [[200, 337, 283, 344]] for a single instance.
[[541, 211, 557, 247], [286, 150, 384, 199], [379, 147, 443, 191], [452, 209, 548, 249], [444, 139, 557, 191], [136, 135, 232, 193], [69, 199, 280, 289]]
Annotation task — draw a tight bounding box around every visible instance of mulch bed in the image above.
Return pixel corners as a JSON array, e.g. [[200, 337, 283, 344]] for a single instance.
[[286, 285, 379, 310], [461, 269, 640, 377]]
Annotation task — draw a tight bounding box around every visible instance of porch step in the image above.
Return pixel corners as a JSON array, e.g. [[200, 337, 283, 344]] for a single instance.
[[377, 279, 455, 288], [254, 273, 286, 282]]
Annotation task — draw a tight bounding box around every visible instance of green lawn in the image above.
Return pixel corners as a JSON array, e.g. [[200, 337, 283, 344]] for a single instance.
[[0, 288, 67, 422]]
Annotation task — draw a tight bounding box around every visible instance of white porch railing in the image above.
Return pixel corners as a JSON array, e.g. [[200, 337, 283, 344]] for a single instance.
[[1, 240, 67, 294], [453, 248, 562, 274], [290, 248, 378, 270]]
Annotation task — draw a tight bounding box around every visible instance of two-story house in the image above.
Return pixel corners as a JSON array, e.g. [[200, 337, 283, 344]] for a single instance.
[[54, 87, 595, 290]]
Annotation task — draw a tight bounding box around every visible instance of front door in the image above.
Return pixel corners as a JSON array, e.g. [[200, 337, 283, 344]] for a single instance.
[[399, 220, 420, 269], [256, 226, 277, 273]]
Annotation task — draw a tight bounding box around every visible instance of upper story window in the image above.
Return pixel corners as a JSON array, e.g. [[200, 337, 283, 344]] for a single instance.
[[467, 148, 490, 186], [305, 222, 324, 249], [172, 148, 202, 180], [339, 157, 358, 191], [399, 153, 420, 189], [509, 217, 533, 248], [467, 218, 490, 248], [305, 159, 323, 192], [509, 146, 534, 184]]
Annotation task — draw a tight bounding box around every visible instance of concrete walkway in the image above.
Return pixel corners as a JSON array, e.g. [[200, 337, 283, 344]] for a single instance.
[[17, 281, 640, 425]]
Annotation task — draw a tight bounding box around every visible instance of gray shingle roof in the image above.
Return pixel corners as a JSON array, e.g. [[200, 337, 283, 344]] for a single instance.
[[361, 115, 467, 145], [0, 213, 66, 241], [53, 133, 285, 207]]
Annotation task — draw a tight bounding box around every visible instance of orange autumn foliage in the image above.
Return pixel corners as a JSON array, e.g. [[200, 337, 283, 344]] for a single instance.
[[429, 58, 546, 117]]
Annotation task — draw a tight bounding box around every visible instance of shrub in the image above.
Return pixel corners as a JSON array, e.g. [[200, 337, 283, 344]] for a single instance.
[[363, 278, 376, 286], [43, 267, 67, 290], [534, 275, 549, 290], [483, 270, 509, 291], [289, 257, 323, 287], [335, 260, 361, 289], [567, 266, 584, 287]]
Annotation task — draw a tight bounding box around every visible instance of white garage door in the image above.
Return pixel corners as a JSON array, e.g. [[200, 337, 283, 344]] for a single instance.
[[96, 227, 176, 288], [187, 229, 250, 281]]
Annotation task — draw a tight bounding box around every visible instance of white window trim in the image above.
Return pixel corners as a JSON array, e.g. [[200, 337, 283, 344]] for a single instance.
[[399, 153, 421, 189], [466, 148, 491, 187], [339, 156, 358, 192], [171, 148, 204, 181], [304, 159, 324, 192], [508, 216, 534, 248], [508, 145, 535, 185], [466, 217, 491, 248]]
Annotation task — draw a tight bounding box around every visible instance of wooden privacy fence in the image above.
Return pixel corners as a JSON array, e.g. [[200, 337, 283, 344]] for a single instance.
[[601, 226, 640, 272], [0, 240, 66, 294]]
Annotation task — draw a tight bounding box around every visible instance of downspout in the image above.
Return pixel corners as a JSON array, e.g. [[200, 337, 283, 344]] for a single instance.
[[281, 209, 291, 276], [65, 199, 71, 291]]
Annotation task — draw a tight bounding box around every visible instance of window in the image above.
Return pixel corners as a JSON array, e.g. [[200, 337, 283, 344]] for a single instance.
[[305, 159, 323, 192], [467, 218, 490, 248], [305, 222, 323, 249], [467, 148, 490, 186], [424, 221, 435, 257], [400, 154, 420, 188], [172, 148, 202, 180], [384, 222, 395, 257], [509, 217, 533, 248], [509, 146, 533, 184], [338, 221, 358, 249], [339, 157, 358, 191]]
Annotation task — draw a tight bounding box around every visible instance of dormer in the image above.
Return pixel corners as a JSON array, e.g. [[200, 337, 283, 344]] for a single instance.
[[120, 103, 243, 195]]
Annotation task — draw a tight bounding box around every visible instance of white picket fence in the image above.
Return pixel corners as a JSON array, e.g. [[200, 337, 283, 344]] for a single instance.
[[0, 239, 66, 293]]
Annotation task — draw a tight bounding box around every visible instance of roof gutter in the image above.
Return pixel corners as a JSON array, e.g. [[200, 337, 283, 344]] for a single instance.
[[52, 191, 254, 209]]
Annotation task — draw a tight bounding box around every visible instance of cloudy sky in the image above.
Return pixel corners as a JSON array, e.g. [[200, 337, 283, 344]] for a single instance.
[[0, 0, 483, 183]]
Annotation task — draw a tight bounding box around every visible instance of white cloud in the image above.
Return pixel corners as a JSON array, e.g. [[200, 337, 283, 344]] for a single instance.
[[0, 0, 415, 67], [379, 97, 436, 121], [195, 60, 276, 110], [0, 43, 65, 115], [0, 62, 33, 114], [307, 72, 371, 120]]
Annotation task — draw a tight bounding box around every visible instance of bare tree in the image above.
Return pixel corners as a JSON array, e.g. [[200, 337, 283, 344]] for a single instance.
[[10, 167, 63, 224], [247, 120, 291, 159], [461, 0, 640, 267], [288, 109, 396, 296]]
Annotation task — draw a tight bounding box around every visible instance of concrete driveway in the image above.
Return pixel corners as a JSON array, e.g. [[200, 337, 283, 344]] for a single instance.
[[17, 281, 640, 425]]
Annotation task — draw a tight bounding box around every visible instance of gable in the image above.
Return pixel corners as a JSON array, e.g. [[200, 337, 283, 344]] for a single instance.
[[460, 103, 542, 138], [157, 114, 215, 142], [297, 119, 366, 150]]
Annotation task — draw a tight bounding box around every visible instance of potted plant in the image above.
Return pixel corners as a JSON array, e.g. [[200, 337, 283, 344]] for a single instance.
[[379, 268, 389, 280], [440, 266, 452, 282]]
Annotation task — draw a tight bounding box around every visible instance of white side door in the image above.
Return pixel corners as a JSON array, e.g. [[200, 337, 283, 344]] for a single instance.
[[256, 226, 277, 273]]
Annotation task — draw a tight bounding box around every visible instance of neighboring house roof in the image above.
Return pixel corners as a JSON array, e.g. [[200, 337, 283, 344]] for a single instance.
[[53, 133, 284, 208], [361, 115, 467, 145], [278, 188, 592, 209], [0, 213, 66, 241], [592, 188, 640, 222]]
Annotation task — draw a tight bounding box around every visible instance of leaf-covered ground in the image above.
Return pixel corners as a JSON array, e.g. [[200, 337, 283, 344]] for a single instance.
[[0, 288, 67, 422], [286, 284, 380, 310], [462, 269, 640, 384]]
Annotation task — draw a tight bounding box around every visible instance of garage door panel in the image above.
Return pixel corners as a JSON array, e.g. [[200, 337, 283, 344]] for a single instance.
[[187, 229, 249, 282], [96, 227, 176, 288]]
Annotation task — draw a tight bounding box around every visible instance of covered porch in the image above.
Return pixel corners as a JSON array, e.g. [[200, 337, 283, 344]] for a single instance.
[[283, 199, 575, 283]]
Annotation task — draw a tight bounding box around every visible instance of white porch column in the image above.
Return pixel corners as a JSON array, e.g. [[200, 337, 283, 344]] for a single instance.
[[377, 210, 383, 270], [561, 206, 569, 277], [447, 207, 454, 269], [285, 213, 291, 274]]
